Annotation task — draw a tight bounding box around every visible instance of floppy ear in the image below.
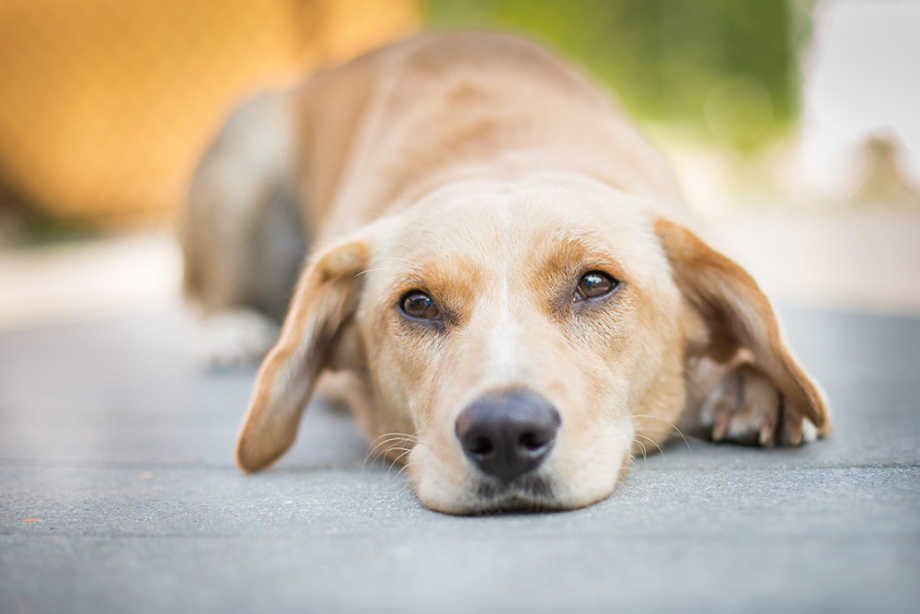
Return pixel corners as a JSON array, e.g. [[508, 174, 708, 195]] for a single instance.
[[235, 237, 369, 472], [655, 218, 830, 435]]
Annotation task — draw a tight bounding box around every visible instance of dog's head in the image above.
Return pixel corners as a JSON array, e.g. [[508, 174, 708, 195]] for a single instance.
[[235, 173, 828, 513]]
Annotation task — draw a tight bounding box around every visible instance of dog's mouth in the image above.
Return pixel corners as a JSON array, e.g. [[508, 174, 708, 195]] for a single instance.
[[467, 473, 562, 513]]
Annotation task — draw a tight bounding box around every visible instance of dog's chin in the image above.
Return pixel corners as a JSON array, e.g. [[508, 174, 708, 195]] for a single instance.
[[416, 473, 619, 515], [416, 476, 559, 515], [466, 474, 564, 514]]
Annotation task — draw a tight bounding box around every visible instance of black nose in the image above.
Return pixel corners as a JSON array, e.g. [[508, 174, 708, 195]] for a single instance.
[[455, 389, 561, 483]]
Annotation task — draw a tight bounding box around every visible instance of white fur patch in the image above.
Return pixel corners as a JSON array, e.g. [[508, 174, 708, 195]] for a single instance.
[[197, 308, 279, 368], [485, 197, 521, 379], [802, 418, 818, 443]]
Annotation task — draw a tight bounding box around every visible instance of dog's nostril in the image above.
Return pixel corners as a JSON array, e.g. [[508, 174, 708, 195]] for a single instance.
[[470, 435, 494, 456], [518, 431, 547, 451]]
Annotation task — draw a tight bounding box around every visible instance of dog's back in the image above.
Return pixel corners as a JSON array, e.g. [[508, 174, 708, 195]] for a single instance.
[[296, 31, 684, 237]]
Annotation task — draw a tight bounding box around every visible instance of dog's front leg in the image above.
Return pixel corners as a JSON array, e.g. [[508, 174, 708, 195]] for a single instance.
[[697, 363, 819, 447]]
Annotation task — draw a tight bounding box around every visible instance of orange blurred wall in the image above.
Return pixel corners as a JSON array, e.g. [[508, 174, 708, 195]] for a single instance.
[[0, 0, 419, 227]]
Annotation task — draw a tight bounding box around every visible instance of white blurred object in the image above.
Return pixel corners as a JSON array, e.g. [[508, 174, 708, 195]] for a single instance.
[[0, 233, 181, 330], [798, 0, 920, 202], [197, 308, 279, 368]]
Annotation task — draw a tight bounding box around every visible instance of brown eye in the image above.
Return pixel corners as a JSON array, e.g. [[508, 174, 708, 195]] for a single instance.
[[399, 290, 441, 320], [575, 270, 617, 301]]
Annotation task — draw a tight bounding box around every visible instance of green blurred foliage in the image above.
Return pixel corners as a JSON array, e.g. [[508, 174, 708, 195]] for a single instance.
[[424, 0, 816, 151], [0, 178, 95, 246]]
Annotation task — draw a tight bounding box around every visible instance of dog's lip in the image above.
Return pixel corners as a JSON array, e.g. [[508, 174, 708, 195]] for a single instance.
[[468, 473, 561, 512]]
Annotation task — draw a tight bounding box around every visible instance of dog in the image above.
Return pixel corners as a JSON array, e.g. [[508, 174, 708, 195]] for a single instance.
[[181, 31, 830, 514]]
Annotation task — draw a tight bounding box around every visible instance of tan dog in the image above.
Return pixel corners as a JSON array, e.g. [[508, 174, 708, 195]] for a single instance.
[[182, 31, 830, 514]]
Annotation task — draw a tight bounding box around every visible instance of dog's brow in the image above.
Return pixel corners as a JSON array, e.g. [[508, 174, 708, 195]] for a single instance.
[[531, 231, 625, 281], [382, 255, 484, 312]]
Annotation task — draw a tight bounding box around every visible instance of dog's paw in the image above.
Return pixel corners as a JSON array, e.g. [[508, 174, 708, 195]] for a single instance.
[[699, 363, 817, 447], [197, 308, 279, 369]]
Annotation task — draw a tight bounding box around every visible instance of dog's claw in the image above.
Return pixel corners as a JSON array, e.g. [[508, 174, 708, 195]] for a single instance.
[[758, 420, 775, 447], [781, 405, 804, 446], [712, 411, 731, 442]]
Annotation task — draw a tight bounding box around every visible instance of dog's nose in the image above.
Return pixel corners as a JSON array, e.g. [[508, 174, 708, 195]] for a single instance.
[[455, 389, 561, 483]]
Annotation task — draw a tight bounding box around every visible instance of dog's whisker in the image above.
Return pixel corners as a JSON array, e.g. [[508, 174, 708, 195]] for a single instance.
[[382, 446, 412, 458], [366, 435, 416, 452], [632, 414, 695, 450], [392, 440, 432, 481], [376, 446, 414, 470], [386, 448, 414, 471], [634, 432, 664, 456], [363, 443, 398, 466], [362, 433, 417, 466], [668, 424, 695, 449], [389, 447, 413, 460], [636, 437, 650, 460], [363, 446, 411, 468], [366, 431, 418, 446], [633, 437, 648, 460], [388, 446, 429, 496]]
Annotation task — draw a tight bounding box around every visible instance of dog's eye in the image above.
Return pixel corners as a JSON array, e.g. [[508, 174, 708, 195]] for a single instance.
[[399, 290, 441, 320], [575, 270, 618, 301]]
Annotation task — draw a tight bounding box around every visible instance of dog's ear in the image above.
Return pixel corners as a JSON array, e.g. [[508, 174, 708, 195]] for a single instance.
[[654, 218, 830, 434], [235, 236, 369, 472]]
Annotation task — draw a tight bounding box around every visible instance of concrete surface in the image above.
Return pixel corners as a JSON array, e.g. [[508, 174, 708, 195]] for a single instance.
[[1, 307, 919, 613]]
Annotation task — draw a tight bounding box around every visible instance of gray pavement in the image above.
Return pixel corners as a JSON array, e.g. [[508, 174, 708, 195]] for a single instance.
[[1, 307, 918, 613]]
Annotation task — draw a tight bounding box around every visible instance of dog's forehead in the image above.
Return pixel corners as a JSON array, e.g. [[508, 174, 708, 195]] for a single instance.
[[381, 174, 656, 268]]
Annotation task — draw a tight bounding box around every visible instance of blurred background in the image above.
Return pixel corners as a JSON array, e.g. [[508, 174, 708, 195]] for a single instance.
[[1, 0, 918, 330]]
